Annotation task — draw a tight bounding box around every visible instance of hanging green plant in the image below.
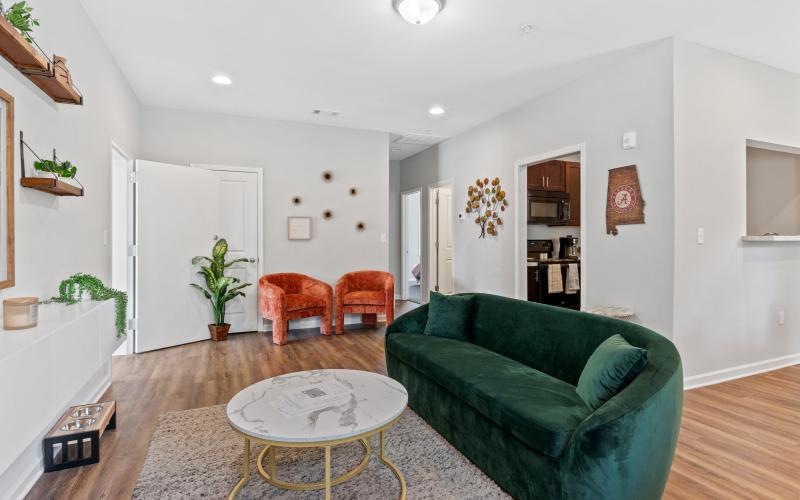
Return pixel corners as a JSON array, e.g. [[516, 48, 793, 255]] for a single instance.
[[33, 159, 78, 178], [2, 1, 40, 43], [45, 273, 128, 337]]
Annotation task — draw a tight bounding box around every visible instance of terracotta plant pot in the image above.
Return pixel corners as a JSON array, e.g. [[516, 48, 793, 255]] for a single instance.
[[208, 323, 231, 342]]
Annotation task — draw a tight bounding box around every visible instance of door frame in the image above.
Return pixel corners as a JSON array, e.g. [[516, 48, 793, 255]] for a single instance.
[[428, 179, 454, 297], [191, 163, 264, 329], [513, 143, 587, 302], [400, 188, 422, 301], [110, 141, 135, 355]]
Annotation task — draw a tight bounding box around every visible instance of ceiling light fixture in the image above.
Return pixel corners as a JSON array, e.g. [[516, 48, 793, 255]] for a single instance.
[[394, 0, 444, 26], [211, 74, 232, 85], [429, 105, 445, 116]]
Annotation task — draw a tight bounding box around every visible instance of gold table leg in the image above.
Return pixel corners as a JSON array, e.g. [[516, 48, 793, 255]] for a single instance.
[[379, 430, 407, 500], [325, 445, 332, 500], [227, 438, 251, 500]]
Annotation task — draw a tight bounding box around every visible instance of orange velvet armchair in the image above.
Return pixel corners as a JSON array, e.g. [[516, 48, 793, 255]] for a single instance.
[[335, 271, 395, 334], [259, 273, 333, 345]]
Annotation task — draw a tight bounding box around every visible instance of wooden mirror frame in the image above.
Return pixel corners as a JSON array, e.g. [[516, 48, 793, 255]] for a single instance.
[[0, 89, 14, 289]]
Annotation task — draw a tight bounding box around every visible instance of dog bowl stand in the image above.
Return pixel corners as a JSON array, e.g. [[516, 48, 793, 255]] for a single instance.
[[43, 400, 116, 472]]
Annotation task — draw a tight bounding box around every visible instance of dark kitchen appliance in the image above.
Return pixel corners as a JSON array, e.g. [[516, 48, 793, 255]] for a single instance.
[[527, 239, 580, 310], [559, 235, 579, 259], [528, 190, 570, 225]]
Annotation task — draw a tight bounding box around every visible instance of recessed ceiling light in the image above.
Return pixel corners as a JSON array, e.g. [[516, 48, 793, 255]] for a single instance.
[[429, 106, 445, 116], [211, 74, 232, 86], [395, 0, 444, 26]]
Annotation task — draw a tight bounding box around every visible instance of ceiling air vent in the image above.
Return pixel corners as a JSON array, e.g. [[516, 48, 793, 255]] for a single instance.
[[393, 133, 446, 146]]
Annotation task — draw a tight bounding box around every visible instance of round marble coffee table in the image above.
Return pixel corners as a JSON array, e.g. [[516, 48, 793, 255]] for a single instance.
[[226, 369, 408, 500]]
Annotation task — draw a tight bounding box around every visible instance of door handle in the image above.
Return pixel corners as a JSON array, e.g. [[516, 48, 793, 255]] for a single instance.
[[542, 176, 545, 186], [248, 258, 256, 263], [546, 177, 550, 188]]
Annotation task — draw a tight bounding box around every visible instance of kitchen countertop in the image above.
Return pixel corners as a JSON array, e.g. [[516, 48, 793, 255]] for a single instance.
[[527, 259, 581, 267]]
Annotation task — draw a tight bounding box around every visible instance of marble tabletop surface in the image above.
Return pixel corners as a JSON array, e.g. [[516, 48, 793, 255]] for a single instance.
[[227, 369, 408, 443]]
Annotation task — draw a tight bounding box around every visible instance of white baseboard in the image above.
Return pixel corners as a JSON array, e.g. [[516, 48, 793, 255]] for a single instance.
[[3, 363, 112, 500], [683, 352, 800, 390]]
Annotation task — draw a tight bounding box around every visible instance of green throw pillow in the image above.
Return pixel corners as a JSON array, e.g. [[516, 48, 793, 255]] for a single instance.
[[423, 292, 474, 341], [576, 334, 648, 410]]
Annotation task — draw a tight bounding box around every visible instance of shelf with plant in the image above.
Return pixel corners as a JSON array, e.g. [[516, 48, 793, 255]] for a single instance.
[[19, 131, 84, 196], [0, 2, 82, 104]]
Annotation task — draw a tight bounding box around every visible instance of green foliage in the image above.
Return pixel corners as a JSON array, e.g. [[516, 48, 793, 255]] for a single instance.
[[190, 239, 251, 325], [33, 159, 78, 179], [46, 273, 128, 337], [3, 1, 39, 43]]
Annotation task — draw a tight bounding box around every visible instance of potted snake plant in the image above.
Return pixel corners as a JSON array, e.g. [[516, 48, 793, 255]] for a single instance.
[[190, 238, 251, 341]]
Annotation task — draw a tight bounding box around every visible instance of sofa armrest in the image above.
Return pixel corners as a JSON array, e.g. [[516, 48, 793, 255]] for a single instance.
[[386, 304, 429, 335], [561, 364, 683, 499]]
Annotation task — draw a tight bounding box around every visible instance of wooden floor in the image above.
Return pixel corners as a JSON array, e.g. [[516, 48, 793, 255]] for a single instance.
[[27, 307, 800, 499]]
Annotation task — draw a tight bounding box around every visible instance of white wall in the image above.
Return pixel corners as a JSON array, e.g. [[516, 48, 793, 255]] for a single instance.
[[0, 0, 140, 496], [399, 40, 676, 337], [673, 40, 800, 380], [0, 0, 140, 304], [139, 107, 390, 286], [745, 147, 800, 236]]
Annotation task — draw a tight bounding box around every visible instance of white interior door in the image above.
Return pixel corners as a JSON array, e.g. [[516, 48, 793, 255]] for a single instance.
[[135, 160, 220, 353], [437, 185, 455, 294], [209, 169, 259, 333]]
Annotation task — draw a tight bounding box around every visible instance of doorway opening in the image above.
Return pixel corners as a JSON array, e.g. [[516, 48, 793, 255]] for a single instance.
[[401, 189, 421, 303], [429, 181, 454, 296], [513, 145, 586, 309], [110, 143, 134, 355]]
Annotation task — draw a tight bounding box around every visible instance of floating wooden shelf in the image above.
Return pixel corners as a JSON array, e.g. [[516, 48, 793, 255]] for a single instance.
[[21, 177, 83, 197], [0, 17, 82, 105], [0, 15, 48, 71], [24, 55, 82, 105]]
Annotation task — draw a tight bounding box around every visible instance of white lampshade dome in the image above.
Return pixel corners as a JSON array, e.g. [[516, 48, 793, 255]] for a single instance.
[[396, 0, 443, 25]]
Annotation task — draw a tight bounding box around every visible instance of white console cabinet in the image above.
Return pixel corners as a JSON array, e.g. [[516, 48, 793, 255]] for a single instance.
[[0, 300, 122, 499]]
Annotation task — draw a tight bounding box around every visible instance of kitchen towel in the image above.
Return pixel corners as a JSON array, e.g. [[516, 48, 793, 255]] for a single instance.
[[548, 264, 563, 294], [565, 263, 580, 294]]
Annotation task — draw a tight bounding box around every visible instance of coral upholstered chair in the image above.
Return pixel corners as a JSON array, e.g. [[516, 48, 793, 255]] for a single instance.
[[259, 273, 333, 345], [335, 271, 394, 334]]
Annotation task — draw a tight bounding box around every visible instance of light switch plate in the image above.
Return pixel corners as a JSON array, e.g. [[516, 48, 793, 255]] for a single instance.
[[622, 131, 637, 150], [697, 227, 704, 245], [380, 233, 387, 243]]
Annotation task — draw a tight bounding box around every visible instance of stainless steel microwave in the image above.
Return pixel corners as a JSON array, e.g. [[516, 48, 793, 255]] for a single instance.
[[528, 190, 570, 225]]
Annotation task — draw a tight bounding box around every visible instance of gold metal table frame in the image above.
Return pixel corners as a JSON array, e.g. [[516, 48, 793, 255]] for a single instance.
[[227, 412, 407, 500]]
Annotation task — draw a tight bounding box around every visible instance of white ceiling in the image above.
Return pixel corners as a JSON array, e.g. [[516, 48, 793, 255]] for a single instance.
[[79, 1, 800, 160]]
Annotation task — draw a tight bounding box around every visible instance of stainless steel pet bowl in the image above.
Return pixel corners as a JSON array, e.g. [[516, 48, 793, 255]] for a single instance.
[[61, 417, 96, 431], [71, 405, 104, 418]]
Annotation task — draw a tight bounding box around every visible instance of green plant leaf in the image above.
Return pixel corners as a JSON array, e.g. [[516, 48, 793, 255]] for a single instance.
[[224, 258, 249, 268]]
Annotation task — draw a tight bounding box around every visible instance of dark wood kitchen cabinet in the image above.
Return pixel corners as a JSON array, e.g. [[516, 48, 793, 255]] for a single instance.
[[527, 160, 567, 191], [565, 162, 580, 226]]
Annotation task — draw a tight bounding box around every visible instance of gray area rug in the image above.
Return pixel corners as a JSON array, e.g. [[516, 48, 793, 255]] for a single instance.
[[133, 405, 510, 499]]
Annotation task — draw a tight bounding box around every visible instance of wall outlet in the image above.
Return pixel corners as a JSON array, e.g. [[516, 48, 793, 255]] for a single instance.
[[697, 227, 704, 245], [778, 310, 785, 325]]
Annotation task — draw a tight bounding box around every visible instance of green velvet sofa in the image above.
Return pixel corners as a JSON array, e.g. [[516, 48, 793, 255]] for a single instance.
[[385, 293, 682, 499]]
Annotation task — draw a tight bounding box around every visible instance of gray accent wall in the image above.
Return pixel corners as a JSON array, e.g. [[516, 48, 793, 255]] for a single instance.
[[399, 40, 676, 337]]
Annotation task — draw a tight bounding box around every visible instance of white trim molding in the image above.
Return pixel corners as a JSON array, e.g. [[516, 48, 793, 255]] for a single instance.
[[683, 353, 800, 390]]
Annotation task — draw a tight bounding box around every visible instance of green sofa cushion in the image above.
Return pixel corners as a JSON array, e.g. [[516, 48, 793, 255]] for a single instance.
[[576, 334, 648, 410], [387, 333, 591, 458], [423, 292, 474, 341]]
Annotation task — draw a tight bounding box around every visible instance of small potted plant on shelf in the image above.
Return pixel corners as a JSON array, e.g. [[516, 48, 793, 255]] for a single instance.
[[33, 158, 78, 178], [190, 238, 251, 341], [2, 1, 40, 43]]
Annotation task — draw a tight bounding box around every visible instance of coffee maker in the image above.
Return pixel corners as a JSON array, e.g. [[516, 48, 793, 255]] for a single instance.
[[559, 235, 579, 259]]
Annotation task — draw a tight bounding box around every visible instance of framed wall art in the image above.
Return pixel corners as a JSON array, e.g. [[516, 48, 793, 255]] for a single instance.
[[287, 216, 312, 240]]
